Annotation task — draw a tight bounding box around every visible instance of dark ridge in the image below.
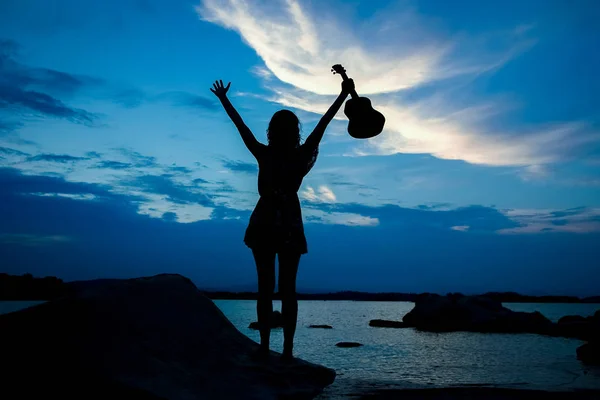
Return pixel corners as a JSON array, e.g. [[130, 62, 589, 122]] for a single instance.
[[0, 273, 73, 300], [1, 274, 599, 303]]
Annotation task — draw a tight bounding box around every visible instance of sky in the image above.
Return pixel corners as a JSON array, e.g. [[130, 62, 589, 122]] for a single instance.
[[1, 0, 599, 295]]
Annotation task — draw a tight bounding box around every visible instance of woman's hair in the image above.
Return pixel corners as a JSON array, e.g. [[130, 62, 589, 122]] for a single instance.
[[267, 109, 301, 149]]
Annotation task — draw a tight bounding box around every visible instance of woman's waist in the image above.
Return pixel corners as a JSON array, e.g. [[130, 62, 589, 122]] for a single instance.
[[257, 190, 300, 199]]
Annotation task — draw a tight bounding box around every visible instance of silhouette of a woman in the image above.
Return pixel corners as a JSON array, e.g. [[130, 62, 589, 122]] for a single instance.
[[211, 78, 354, 360]]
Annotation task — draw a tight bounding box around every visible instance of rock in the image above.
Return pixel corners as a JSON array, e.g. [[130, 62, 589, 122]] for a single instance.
[[248, 310, 284, 330], [309, 325, 333, 329], [0, 274, 335, 400], [558, 315, 588, 324], [577, 342, 600, 365], [554, 311, 600, 341], [369, 319, 407, 328], [402, 293, 554, 334], [335, 342, 362, 348]]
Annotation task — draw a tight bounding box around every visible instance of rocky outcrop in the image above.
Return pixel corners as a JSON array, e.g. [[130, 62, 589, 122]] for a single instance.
[[400, 294, 600, 342], [369, 319, 407, 328], [555, 312, 600, 341], [0, 274, 335, 400], [402, 293, 554, 334], [577, 342, 600, 365], [248, 310, 284, 330]]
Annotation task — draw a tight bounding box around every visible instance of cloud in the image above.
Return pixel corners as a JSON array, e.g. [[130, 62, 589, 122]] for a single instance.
[[301, 185, 336, 203], [500, 207, 600, 234], [305, 202, 520, 232], [197, 0, 599, 169], [0, 39, 99, 126], [0, 233, 72, 246], [221, 159, 258, 174], [116, 148, 158, 168], [124, 174, 214, 206], [30, 192, 98, 201], [2, 167, 599, 295], [168, 164, 194, 174], [0, 146, 30, 157], [306, 210, 379, 226], [27, 153, 89, 163], [94, 160, 132, 170], [197, 0, 501, 96], [0, 85, 98, 125], [0, 167, 116, 199], [0, 167, 218, 224], [0, 120, 24, 133]]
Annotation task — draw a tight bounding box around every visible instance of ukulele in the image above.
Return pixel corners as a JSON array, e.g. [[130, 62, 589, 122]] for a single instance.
[[331, 64, 385, 139]]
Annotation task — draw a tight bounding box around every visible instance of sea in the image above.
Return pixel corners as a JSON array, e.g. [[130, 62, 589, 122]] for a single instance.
[[2, 300, 599, 393]]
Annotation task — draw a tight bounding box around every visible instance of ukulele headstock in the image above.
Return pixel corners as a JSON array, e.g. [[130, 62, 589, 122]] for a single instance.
[[331, 64, 346, 75]]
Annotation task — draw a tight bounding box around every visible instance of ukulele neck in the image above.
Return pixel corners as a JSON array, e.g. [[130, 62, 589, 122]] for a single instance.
[[338, 70, 359, 100]]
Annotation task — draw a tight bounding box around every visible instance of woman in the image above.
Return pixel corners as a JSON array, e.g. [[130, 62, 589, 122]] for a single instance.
[[210, 78, 354, 360]]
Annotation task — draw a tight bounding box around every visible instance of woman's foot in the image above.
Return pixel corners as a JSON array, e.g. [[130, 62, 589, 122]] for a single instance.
[[250, 345, 270, 362], [280, 351, 294, 362], [281, 344, 293, 362]]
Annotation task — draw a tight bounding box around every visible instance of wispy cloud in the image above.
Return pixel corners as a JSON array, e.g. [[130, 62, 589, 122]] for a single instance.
[[499, 207, 600, 234], [197, 0, 598, 170], [301, 185, 337, 203], [221, 158, 258, 174], [27, 153, 89, 163], [30, 192, 98, 201], [197, 0, 509, 95], [0, 146, 30, 157], [0, 39, 99, 127], [94, 160, 132, 170], [0, 233, 72, 246]]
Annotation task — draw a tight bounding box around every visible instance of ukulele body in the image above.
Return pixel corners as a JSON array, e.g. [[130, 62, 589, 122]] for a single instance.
[[344, 97, 386, 139]]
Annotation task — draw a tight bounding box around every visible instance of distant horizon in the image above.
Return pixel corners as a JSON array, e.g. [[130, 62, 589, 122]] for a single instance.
[[5, 272, 599, 299]]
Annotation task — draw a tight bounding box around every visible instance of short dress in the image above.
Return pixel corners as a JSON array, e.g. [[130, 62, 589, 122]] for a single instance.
[[244, 141, 319, 254]]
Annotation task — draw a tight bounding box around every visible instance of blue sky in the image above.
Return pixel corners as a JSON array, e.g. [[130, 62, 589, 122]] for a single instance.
[[1, 0, 599, 295]]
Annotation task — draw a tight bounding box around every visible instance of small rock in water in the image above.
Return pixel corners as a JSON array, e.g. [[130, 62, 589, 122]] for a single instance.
[[309, 324, 333, 329], [369, 319, 407, 328], [336, 342, 362, 348]]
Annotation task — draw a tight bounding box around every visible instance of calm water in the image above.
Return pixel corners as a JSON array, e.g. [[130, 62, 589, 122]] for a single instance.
[[215, 300, 600, 390], [2, 300, 599, 391]]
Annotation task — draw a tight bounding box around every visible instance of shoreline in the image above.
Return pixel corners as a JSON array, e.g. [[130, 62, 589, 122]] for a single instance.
[[204, 292, 600, 304], [315, 377, 600, 399]]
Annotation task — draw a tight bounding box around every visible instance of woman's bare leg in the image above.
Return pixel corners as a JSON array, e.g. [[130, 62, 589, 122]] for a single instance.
[[278, 252, 301, 359], [252, 248, 276, 355]]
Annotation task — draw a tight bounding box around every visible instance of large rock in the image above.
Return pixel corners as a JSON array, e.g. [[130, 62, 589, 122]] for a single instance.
[[402, 293, 554, 334], [577, 342, 600, 365], [0, 274, 335, 400], [555, 312, 600, 341]]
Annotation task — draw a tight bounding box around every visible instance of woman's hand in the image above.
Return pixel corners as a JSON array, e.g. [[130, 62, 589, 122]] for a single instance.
[[210, 80, 231, 99], [341, 78, 355, 94]]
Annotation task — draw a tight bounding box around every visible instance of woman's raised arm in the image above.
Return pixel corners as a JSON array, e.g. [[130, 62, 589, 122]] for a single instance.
[[210, 80, 264, 158], [303, 79, 354, 150]]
